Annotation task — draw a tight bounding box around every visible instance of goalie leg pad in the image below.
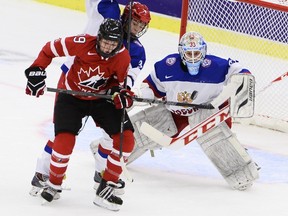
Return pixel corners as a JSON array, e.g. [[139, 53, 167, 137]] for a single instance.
[[128, 105, 177, 164], [188, 108, 215, 128], [197, 122, 259, 190]]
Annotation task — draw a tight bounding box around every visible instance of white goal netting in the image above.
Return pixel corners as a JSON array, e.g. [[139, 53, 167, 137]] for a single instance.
[[183, 0, 288, 132]]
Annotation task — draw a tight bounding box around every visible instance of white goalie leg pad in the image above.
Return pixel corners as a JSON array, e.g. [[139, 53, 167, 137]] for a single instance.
[[188, 108, 215, 128], [128, 104, 177, 164], [197, 122, 259, 190]]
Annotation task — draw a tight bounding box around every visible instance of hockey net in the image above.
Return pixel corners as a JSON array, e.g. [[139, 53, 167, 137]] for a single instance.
[[181, 0, 288, 133]]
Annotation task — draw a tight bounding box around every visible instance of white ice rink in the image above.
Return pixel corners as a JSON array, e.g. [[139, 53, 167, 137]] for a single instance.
[[1, 0, 288, 215]]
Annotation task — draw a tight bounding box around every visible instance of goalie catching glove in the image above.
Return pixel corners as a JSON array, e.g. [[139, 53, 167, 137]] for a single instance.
[[107, 86, 134, 109], [25, 66, 46, 97]]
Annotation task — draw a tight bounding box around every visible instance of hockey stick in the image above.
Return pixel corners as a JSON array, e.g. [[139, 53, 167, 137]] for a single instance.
[[140, 103, 230, 149], [46, 87, 112, 99], [46, 87, 214, 109], [256, 71, 288, 96], [140, 72, 288, 149], [130, 96, 214, 109]]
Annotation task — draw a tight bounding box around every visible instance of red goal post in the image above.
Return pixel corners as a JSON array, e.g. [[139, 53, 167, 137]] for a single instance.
[[180, 0, 288, 132]]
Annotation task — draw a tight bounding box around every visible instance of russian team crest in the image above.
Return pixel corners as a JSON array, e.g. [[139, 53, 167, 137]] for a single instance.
[[177, 90, 198, 106]]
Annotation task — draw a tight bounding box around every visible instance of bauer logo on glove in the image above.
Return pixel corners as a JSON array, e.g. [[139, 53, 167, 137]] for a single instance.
[[24, 66, 47, 97]]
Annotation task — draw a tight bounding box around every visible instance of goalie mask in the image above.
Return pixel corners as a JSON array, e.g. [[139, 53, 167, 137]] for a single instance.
[[121, 2, 151, 39], [96, 18, 123, 58], [178, 32, 207, 75]]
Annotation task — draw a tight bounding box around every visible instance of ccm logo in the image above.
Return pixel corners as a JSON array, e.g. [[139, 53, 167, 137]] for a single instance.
[[171, 106, 230, 145], [29, 71, 46, 76]]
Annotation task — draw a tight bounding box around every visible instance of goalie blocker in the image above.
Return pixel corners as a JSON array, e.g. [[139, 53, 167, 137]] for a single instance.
[[130, 74, 259, 190]]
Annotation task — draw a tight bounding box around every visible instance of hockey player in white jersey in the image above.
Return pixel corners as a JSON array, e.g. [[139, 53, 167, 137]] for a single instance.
[[88, 1, 151, 194], [126, 31, 259, 191]]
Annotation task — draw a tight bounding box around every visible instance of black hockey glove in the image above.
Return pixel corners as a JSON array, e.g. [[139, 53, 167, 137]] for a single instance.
[[25, 66, 47, 97], [107, 86, 134, 109]]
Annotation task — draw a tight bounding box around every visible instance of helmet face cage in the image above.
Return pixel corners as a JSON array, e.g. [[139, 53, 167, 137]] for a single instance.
[[122, 2, 151, 39], [178, 32, 207, 75], [96, 18, 123, 58]]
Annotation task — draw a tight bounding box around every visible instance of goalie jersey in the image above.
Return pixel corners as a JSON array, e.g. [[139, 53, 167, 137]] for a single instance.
[[146, 53, 250, 116]]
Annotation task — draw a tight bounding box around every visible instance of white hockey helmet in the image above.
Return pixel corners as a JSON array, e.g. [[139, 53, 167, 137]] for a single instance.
[[178, 31, 207, 75]]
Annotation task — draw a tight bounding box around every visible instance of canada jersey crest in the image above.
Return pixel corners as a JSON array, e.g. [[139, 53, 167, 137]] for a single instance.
[[78, 66, 108, 90]]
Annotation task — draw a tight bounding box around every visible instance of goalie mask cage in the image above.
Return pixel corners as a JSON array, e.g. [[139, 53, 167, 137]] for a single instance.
[[180, 0, 288, 133]]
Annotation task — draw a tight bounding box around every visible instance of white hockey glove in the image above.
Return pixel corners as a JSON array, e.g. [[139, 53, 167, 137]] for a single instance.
[[229, 74, 255, 118], [211, 74, 255, 118], [132, 83, 154, 98], [131, 83, 154, 106]]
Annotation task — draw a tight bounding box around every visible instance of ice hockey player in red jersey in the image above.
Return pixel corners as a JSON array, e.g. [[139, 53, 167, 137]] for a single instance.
[[25, 18, 134, 211], [29, 0, 151, 202]]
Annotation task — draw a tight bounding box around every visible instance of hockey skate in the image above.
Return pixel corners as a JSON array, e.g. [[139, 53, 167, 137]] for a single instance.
[[29, 172, 60, 200], [93, 179, 123, 211], [93, 171, 125, 195], [41, 181, 62, 202], [90, 140, 126, 195]]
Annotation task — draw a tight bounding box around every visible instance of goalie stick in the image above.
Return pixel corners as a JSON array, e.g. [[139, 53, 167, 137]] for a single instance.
[[140, 72, 288, 149], [140, 104, 230, 149]]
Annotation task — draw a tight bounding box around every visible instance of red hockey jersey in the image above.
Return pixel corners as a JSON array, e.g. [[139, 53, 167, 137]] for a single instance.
[[31, 34, 131, 100]]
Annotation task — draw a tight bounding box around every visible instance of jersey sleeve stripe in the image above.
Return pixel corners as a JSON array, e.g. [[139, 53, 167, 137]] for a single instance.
[[50, 41, 60, 57], [61, 38, 70, 56]]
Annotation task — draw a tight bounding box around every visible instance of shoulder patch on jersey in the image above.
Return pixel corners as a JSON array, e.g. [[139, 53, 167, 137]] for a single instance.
[[201, 58, 212, 68], [166, 57, 176, 66]]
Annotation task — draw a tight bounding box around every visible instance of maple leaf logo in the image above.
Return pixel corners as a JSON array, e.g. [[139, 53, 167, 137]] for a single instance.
[[78, 66, 108, 90]]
